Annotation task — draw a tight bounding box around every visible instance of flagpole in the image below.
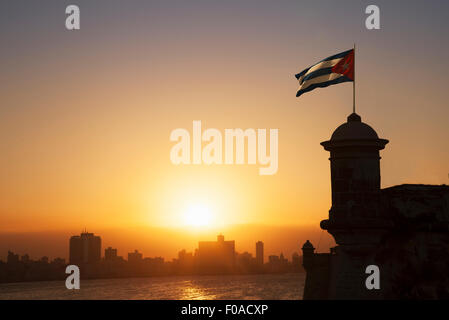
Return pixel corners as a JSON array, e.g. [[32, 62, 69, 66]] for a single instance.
[[353, 43, 356, 114]]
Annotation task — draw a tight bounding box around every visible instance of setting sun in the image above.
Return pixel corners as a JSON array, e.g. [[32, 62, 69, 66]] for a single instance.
[[184, 204, 213, 227]]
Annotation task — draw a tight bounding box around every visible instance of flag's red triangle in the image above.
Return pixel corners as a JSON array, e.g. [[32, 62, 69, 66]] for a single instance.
[[332, 49, 354, 80]]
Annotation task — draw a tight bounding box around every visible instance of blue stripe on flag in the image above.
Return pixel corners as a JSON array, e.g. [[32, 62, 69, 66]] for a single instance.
[[296, 75, 352, 97], [295, 68, 310, 80], [300, 67, 333, 84]]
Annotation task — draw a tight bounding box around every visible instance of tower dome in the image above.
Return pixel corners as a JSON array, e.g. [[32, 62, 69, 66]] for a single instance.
[[321, 113, 388, 151], [302, 240, 314, 250], [331, 113, 379, 141]]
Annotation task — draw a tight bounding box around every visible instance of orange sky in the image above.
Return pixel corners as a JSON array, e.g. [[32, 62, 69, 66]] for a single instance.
[[1, 1, 448, 260]]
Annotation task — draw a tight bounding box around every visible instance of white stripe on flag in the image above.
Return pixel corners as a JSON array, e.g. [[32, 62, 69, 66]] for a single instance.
[[298, 73, 343, 91], [297, 58, 342, 84]]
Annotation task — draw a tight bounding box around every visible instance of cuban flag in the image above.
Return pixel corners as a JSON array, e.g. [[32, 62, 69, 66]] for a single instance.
[[295, 49, 354, 97]]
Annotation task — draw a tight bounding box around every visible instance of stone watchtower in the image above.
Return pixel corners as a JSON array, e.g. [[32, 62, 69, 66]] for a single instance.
[[301, 240, 315, 270], [319, 113, 390, 299], [302, 112, 449, 299], [320, 113, 390, 246]]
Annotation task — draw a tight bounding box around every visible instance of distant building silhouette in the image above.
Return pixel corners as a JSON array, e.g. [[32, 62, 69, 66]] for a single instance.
[[279, 252, 287, 263], [69, 231, 101, 265], [266, 253, 289, 273], [291, 252, 301, 271], [52, 257, 66, 266], [178, 249, 193, 262], [128, 250, 143, 264], [104, 247, 118, 261], [236, 251, 252, 266], [7, 251, 19, 264], [1, 251, 67, 283], [256, 241, 264, 265], [302, 113, 449, 300], [197, 234, 235, 273]]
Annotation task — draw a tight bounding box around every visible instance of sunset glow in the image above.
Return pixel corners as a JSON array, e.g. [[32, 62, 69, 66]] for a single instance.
[[183, 204, 213, 228], [0, 1, 448, 263]]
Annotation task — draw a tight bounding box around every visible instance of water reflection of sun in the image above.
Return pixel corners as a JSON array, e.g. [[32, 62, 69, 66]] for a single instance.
[[180, 283, 215, 300]]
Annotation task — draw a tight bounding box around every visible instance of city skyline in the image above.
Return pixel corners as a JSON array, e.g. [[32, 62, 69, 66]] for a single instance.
[[1, 228, 318, 263], [1, 231, 306, 284], [0, 223, 334, 262]]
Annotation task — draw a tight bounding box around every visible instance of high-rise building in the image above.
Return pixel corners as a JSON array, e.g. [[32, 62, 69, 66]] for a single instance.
[[105, 247, 118, 261], [255, 241, 264, 265], [69, 231, 101, 265], [128, 250, 143, 264], [197, 234, 235, 273]]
